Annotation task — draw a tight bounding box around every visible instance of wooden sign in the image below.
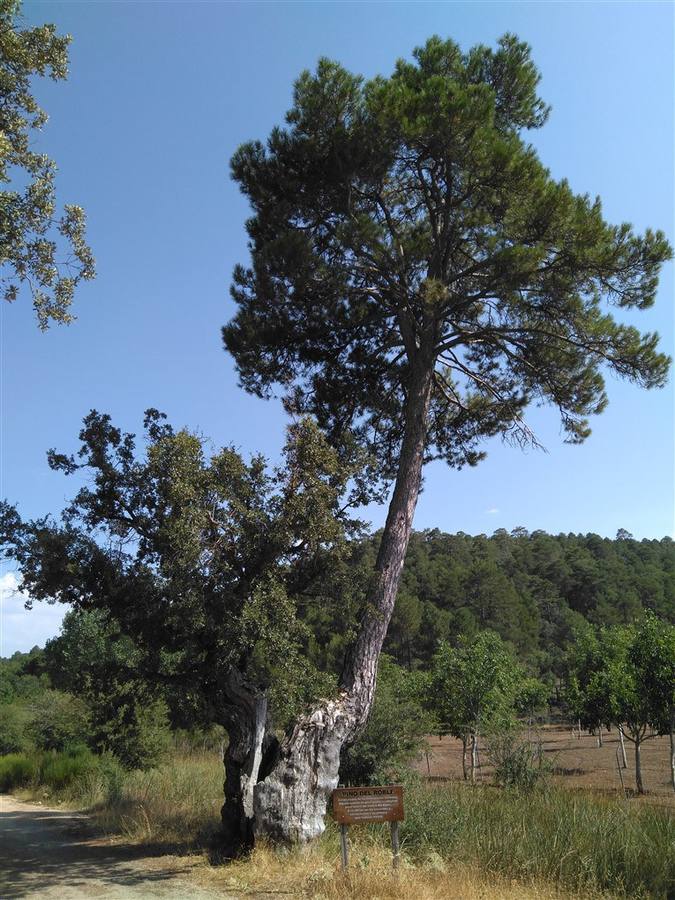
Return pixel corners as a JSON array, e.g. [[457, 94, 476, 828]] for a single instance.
[[332, 785, 404, 825]]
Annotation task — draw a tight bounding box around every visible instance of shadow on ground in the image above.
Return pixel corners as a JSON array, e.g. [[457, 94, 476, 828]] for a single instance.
[[0, 803, 218, 898]]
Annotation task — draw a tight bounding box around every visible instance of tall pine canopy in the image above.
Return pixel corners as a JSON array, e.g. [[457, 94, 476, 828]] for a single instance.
[[225, 35, 671, 475]]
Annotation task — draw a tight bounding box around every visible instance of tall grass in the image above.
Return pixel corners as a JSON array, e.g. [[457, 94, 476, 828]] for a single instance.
[[3, 750, 672, 897], [92, 752, 223, 846], [393, 781, 673, 898]]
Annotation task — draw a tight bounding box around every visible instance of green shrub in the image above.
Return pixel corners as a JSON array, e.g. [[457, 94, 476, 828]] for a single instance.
[[340, 656, 433, 785], [90, 692, 172, 770], [0, 753, 38, 791], [26, 690, 90, 752], [0, 703, 32, 754], [484, 730, 551, 791], [38, 746, 99, 790]]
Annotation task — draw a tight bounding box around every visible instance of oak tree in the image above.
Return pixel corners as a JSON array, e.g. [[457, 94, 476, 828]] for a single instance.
[[0, 0, 94, 328], [0, 411, 366, 853]]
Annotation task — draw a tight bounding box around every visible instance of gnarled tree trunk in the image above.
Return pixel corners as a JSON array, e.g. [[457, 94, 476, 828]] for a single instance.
[[220, 670, 277, 856], [253, 361, 434, 844]]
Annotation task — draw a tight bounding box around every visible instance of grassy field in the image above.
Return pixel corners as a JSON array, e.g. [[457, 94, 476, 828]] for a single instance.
[[4, 748, 673, 898], [418, 726, 675, 803]]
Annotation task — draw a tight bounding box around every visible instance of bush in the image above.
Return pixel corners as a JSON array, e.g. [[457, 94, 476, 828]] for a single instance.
[[26, 690, 90, 752], [38, 745, 99, 790], [0, 753, 38, 791], [0, 746, 125, 801], [0, 703, 32, 754], [484, 731, 551, 791], [91, 693, 172, 770], [340, 656, 433, 785]]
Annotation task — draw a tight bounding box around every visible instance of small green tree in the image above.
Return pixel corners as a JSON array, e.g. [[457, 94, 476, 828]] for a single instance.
[[624, 614, 675, 794], [45, 609, 171, 769], [340, 655, 433, 785], [430, 631, 521, 782], [564, 625, 613, 743], [516, 676, 550, 744], [26, 689, 90, 752], [565, 616, 675, 794], [0, 0, 94, 327], [0, 703, 31, 753]]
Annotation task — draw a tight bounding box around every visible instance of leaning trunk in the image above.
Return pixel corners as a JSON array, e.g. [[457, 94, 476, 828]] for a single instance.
[[618, 724, 627, 769], [253, 362, 434, 843]]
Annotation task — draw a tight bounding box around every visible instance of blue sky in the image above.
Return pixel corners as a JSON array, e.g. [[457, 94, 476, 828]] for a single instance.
[[1, 1, 673, 653]]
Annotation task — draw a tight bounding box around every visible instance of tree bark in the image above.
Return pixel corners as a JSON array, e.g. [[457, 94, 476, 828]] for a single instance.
[[618, 724, 627, 769], [635, 737, 644, 795], [253, 361, 435, 844], [219, 670, 277, 856], [470, 731, 478, 784], [669, 709, 674, 794]]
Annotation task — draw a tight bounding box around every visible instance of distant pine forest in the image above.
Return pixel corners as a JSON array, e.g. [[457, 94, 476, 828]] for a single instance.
[[304, 528, 675, 682], [4, 528, 674, 688]]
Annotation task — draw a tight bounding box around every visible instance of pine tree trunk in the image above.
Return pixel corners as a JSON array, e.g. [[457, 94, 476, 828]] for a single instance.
[[253, 362, 434, 844]]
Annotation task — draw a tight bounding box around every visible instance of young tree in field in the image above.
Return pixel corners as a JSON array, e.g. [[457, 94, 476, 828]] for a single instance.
[[516, 677, 550, 742], [0, 411, 367, 853], [223, 35, 671, 839], [429, 631, 521, 782], [0, 0, 94, 328], [564, 624, 614, 744], [626, 614, 675, 793], [566, 617, 675, 794]]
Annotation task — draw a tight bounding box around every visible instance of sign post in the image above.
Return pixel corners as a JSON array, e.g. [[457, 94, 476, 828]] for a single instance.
[[332, 785, 404, 871]]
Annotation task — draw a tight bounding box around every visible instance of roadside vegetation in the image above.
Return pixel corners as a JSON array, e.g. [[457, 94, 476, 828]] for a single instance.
[[2, 748, 672, 898], [2, 628, 674, 898]]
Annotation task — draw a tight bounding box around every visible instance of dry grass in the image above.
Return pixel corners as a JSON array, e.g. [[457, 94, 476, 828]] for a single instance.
[[196, 843, 605, 899], [92, 752, 223, 846], [27, 750, 671, 898], [418, 726, 674, 804]]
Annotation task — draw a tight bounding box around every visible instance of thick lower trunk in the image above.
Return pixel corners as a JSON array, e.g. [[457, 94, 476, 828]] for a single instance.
[[219, 671, 277, 857], [253, 361, 434, 844]]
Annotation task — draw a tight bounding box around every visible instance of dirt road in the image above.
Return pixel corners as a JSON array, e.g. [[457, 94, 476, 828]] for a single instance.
[[0, 796, 233, 899]]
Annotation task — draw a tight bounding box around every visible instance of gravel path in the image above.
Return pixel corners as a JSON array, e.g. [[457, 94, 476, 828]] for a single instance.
[[0, 796, 234, 899]]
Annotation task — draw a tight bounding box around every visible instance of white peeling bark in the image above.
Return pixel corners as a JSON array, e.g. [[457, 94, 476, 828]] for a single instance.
[[241, 694, 267, 819], [220, 671, 274, 856]]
